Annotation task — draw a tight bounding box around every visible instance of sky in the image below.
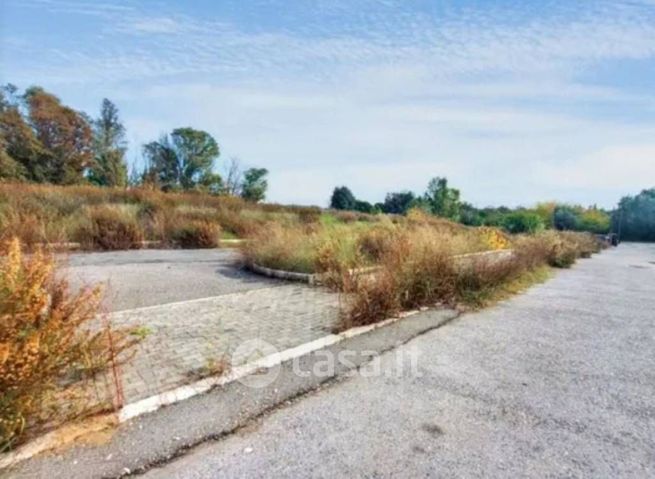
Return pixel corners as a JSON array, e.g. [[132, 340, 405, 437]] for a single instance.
[[2, 0, 655, 209]]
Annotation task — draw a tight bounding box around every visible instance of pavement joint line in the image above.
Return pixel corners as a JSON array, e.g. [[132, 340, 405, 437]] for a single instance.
[[106, 285, 288, 316], [0, 307, 424, 470]]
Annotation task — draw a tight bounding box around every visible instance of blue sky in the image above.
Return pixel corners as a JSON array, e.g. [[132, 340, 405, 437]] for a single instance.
[[2, 0, 655, 208]]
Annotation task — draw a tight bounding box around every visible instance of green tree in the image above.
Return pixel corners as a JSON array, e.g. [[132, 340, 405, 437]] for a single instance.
[[578, 206, 610, 234], [330, 186, 357, 210], [24, 86, 93, 184], [143, 127, 220, 190], [0, 85, 42, 181], [88, 99, 128, 187], [459, 202, 483, 226], [381, 191, 416, 214], [241, 168, 268, 202], [501, 211, 545, 234], [553, 205, 581, 231], [612, 188, 655, 241], [424, 177, 461, 220]]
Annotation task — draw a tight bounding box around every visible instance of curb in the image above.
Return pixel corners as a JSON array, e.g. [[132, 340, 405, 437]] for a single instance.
[[1, 307, 457, 474], [250, 249, 515, 285]]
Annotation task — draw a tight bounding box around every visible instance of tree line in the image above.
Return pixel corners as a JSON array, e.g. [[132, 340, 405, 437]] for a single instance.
[[330, 179, 617, 235], [0, 84, 269, 202]]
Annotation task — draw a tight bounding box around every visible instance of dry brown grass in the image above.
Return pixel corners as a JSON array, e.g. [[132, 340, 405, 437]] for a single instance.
[[77, 205, 144, 250], [0, 238, 134, 451], [170, 220, 221, 248], [0, 183, 381, 251], [338, 229, 603, 330]]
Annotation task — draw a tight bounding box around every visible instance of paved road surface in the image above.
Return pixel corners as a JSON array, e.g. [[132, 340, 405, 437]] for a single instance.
[[62, 249, 277, 312], [60, 249, 340, 402], [143, 243, 655, 478]]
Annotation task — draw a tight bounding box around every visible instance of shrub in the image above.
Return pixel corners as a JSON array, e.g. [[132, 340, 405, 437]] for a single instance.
[[171, 220, 220, 248], [339, 229, 458, 329], [242, 224, 317, 273], [338, 269, 400, 330], [78, 206, 143, 250], [0, 239, 133, 451], [297, 207, 321, 224], [501, 211, 545, 234], [356, 226, 397, 261]]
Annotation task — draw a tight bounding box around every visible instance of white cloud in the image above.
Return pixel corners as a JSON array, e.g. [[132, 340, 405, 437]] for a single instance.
[[6, 0, 655, 207], [129, 17, 181, 34]]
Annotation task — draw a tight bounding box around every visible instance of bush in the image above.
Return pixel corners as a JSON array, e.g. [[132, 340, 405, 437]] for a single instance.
[[356, 226, 397, 261], [0, 239, 133, 451], [171, 220, 220, 248], [79, 206, 143, 250], [501, 211, 544, 234], [339, 229, 458, 329]]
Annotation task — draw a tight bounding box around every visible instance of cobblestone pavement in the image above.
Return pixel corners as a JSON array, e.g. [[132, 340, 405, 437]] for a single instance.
[[65, 250, 341, 403], [111, 285, 340, 402]]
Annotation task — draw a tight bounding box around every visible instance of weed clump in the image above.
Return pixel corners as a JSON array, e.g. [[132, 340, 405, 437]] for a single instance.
[[171, 220, 220, 248], [79, 205, 144, 250], [0, 238, 134, 451]]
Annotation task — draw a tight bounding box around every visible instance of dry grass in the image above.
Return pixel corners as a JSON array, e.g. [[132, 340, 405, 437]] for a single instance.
[[337, 229, 603, 330], [0, 238, 135, 451], [243, 210, 505, 276], [0, 183, 377, 251]]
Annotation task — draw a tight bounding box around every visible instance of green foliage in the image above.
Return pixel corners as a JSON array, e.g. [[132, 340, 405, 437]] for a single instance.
[[330, 186, 357, 210], [424, 177, 461, 220], [501, 211, 544, 234], [88, 99, 128, 187], [553, 205, 580, 231], [459, 202, 484, 226], [381, 191, 416, 214], [143, 127, 220, 191], [240, 167, 268, 202], [613, 188, 655, 241]]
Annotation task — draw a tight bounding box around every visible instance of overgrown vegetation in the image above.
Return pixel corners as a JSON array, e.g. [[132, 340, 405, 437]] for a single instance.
[[0, 183, 325, 250], [329, 180, 612, 235], [0, 84, 269, 201], [0, 239, 134, 451], [337, 229, 603, 330], [612, 188, 655, 241], [242, 208, 508, 275]]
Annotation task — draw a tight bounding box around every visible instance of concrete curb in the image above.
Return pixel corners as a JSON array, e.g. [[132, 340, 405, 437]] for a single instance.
[[250, 249, 515, 285], [3, 307, 459, 477]]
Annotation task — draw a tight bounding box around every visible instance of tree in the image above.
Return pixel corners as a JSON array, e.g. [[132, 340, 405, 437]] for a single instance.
[[0, 85, 42, 181], [501, 211, 545, 234], [578, 206, 610, 234], [143, 127, 220, 190], [553, 205, 581, 231], [24, 87, 93, 184], [424, 177, 461, 220], [241, 168, 268, 202], [612, 188, 655, 241], [88, 99, 128, 187], [459, 202, 483, 226], [381, 191, 416, 214], [353, 200, 374, 214], [223, 157, 243, 196], [330, 186, 357, 210]]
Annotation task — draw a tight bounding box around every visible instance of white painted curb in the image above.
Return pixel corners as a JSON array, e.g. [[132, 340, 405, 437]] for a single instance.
[[0, 307, 426, 469]]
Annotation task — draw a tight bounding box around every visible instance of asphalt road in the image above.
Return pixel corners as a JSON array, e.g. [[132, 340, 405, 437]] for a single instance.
[[142, 243, 655, 478], [60, 249, 278, 311]]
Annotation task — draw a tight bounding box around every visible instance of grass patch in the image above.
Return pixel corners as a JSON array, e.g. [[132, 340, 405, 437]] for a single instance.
[[457, 265, 552, 308], [0, 183, 382, 251]]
